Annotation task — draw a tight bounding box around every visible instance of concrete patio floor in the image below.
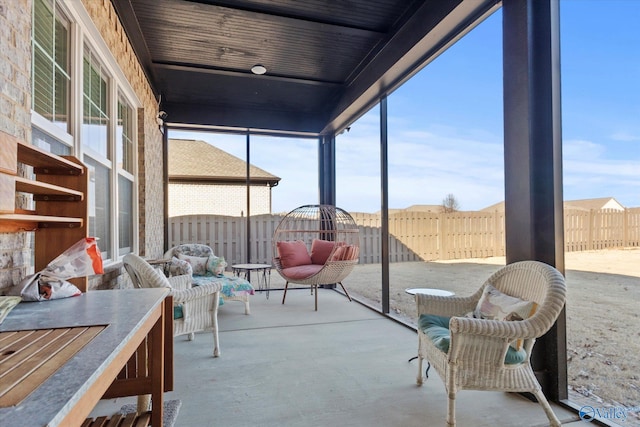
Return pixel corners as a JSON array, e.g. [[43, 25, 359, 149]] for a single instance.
[[93, 288, 583, 426]]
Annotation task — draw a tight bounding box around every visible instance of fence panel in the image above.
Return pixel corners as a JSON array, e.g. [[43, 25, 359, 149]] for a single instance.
[[627, 208, 640, 247], [438, 211, 504, 260], [169, 208, 637, 265]]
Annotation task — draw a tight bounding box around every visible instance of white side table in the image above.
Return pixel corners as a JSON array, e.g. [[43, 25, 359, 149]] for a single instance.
[[405, 288, 455, 297]]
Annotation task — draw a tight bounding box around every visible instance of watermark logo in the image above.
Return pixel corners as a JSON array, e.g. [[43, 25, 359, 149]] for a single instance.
[[579, 405, 640, 423]]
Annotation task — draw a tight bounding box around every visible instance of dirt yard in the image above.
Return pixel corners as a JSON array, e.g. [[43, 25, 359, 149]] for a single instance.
[[333, 248, 640, 425]]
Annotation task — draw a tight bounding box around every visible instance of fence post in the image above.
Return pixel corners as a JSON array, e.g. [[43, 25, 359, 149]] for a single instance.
[[588, 209, 594, 250], [440, 215, 448, 260], [623, 208, 629, 247]]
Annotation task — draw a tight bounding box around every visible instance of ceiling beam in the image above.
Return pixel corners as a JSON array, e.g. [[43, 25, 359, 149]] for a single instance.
[[153, 62, 343, 87], [164, 101, 328, 135]]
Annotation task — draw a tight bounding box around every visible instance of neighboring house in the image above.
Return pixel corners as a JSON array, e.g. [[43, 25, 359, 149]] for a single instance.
[[481, 197, 626, 212], [386, 204, 445, 215], [564, 197, 625, 211], [168, 139, 280, 217]]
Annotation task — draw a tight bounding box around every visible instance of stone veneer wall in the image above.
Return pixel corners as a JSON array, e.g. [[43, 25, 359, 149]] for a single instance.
[[81, 0, 165, 261], [0, 0, 35, 294], [0, 0, 165, 293]]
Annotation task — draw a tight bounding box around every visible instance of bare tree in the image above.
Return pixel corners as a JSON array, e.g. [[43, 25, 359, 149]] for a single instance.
[[442, 193, 460, 213]]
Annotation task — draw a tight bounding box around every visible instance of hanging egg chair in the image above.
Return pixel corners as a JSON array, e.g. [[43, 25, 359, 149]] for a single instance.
[[272, 204, 360, 310]]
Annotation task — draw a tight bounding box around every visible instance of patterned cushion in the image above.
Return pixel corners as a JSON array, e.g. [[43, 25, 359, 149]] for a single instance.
[[474, 285, 537, 321], [191, 275, 255, 300], [472, 285, 538, 351], [174, 244, 213, 258], [206, 255, 227, 277], [177, 253, 208, 276], [168, 256, 193, 277]]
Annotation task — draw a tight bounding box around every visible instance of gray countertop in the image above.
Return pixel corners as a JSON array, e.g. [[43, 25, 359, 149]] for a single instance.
[[0, 288, 168, 427]]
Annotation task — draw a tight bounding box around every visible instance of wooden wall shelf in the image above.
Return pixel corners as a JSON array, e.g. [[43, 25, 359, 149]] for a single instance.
[[0, 131, 89, 291]]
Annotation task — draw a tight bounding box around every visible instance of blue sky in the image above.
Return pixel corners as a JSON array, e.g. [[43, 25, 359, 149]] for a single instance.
[[171, 0, 639, 214]]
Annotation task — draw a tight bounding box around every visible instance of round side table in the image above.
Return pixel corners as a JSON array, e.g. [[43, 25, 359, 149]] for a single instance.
[[405, 288, 455, 297]]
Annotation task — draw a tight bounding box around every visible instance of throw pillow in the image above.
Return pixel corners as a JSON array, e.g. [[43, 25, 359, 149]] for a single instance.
[[206, 255, 221, 275], [343, 245, 359, 261], [169, 256, 193, 277], [213, 256, 227, 277], [330, 244, 358, 261], [310, 239, 335, 265], [473, 284, 538, 351], [330, 245, 346, 261], [177, 253, 208, 276], [277, 240, 312, 268]]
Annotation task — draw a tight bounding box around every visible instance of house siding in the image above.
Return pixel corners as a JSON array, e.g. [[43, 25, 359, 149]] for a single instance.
[[0, 0, 165, 293], [169, 183, 272, 217]]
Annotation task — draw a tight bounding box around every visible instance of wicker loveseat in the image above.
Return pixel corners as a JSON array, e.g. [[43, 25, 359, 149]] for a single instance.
[[164, 244, 255, 314]]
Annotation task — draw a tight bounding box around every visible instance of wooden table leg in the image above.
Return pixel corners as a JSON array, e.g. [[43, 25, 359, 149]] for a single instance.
[[150, 298, 166, 427]]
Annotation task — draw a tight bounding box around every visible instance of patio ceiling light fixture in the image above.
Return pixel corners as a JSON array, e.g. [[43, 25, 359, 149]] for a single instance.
[[251, 64, 267, 75]]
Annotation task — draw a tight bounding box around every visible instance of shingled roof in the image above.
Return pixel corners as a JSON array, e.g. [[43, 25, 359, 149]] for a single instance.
[[168, 139, 280, 186], [481, 197, 625, 212]]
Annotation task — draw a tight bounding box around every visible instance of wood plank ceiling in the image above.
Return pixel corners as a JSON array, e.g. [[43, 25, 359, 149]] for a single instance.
[[111, 0, 499, 136]]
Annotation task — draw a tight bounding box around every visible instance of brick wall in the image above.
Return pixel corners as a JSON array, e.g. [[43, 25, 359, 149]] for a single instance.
[[81, 0, 165, 260], [169, 183, 272, 217], [0, 0, 33, 294]]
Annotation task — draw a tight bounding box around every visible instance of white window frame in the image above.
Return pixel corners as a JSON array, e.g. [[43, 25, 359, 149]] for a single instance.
[[31, 0, 141, 263]]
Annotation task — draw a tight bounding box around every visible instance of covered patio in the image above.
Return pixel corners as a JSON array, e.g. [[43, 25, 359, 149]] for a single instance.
[[93, 288, 581, 426], [112, 0, 571, 419], [0, 0, 580, 424]]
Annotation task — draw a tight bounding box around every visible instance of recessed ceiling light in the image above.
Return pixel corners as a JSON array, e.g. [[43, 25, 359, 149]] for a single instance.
[[251, 64, 267, 75]]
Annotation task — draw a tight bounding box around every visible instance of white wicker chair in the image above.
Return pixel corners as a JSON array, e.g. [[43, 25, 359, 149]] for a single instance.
[[272, 204, 360, 311], [415, 260, 566, 427], [123, 253, 223, 357]]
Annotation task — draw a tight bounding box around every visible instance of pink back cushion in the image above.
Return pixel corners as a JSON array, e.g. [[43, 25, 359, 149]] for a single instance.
[[277, 240, 312, 268], [329, 244, 359, 261], [310, 239, 335, 265], [330, 245, 346, 261]]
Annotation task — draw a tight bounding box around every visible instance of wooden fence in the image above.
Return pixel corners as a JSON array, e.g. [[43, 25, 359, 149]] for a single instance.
[[168, 208, 640, 265]]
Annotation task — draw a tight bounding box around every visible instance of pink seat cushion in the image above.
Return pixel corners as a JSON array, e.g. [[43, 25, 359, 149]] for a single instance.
[[310, 239, 335, 265], [277, 240, 312, 268], [282, 264, 324, 280]]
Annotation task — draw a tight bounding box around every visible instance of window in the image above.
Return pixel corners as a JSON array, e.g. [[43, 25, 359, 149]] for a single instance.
[[85, 156, 111, 258], [82, 47, 109, 157], [31, 0, 138, 262], [117, 96, 135, 255], [32, 0, 70, 132], [82, 45, 111, 257]]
